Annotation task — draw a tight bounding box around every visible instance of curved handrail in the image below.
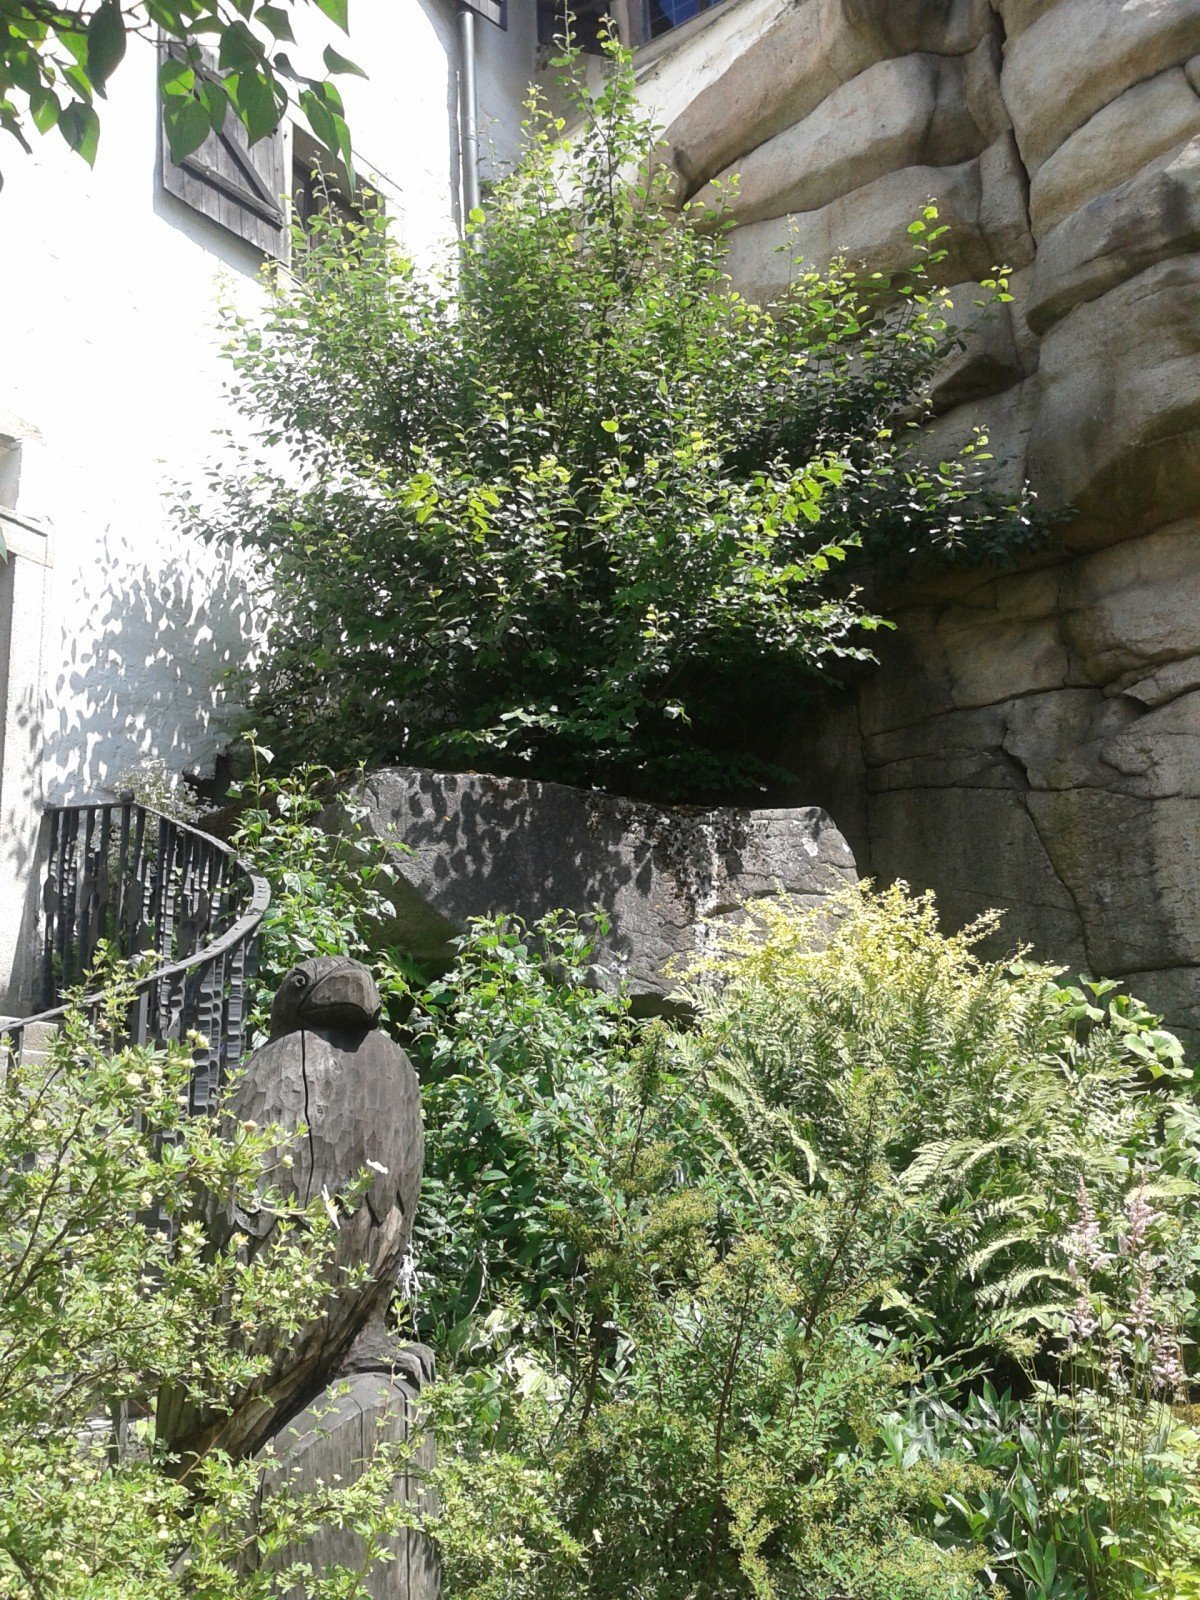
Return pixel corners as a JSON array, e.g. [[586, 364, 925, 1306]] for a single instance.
[[11, 853, 271, 1029], [3, 798, 271, 1110]]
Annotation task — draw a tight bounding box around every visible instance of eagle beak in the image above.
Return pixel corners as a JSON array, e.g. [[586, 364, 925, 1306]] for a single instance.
[[299, 967, 382, 1031]]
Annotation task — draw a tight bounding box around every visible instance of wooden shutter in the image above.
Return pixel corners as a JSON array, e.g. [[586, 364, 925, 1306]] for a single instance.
[[463, 0, 508, 27], [159, 44, 287, 258]]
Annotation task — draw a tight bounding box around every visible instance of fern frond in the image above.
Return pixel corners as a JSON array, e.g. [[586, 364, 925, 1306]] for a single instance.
[[976, 1266, 1072, 1308], [964, 1228, 1039, 1279]]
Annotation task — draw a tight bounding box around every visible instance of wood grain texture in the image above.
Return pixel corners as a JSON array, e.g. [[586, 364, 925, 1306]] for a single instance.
[[253, 1369, 439, 1598], [157, 960, 424, 1469]]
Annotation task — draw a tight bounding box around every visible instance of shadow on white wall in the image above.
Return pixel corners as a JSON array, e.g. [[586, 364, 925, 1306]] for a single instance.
[[45, 526, 256, 804]]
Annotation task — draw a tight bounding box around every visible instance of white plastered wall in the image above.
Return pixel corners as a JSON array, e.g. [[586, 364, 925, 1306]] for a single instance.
[[0, 0, 536, 1008]]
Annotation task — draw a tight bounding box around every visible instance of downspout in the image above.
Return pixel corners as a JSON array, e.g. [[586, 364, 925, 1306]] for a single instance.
[[456, 3, 481, 230]]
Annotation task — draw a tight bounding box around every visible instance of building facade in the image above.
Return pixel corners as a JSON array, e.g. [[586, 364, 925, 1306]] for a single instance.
[[0, 0, 725, 1011], [0, 0, 544, 1008]]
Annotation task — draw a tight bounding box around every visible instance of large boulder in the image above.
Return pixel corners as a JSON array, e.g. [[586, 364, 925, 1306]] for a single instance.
[[348, 769, 857, 1005], [1029, 67, 1200, 238], [661, 0, 995, 192], [1027, 135, 1200, 334], [723, 134, 1033, 304], [1028, 254, 1200, 548], [928, 272, 1034, 413], [693, 40, 1008, 226], [1001, 0, 1200, 176]]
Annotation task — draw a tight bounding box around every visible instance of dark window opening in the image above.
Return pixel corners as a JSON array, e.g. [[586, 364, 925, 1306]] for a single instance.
[[462, 0, 508, 25], [290, 130, 380, 236], [647, 0, 726, 38], [537, 0, 610, 50], [537, 1, 728, 51]]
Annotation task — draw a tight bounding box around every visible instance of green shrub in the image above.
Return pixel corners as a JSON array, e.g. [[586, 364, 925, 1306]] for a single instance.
[[227, 736, 410, 1035], [404, 907, 991, 1599], [675, 885, 1198, 1360], [916, 1377, 1200, 1600], [196, 37, 1039, 799], [0, 967, 413, 1598], [396, 889, 1196, 1600]]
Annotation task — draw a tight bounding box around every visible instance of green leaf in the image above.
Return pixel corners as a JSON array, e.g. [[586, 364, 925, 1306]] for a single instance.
[[231, 69, 282, 144], [59, 99, 99, 164], [300, 84, 351, 174], [30, 87, 60, 134], [85, 0, 126, 92], [322, 44, 366, 77], [158, 55, 196, 97], [312, 0, 349, 30], [197, 78, 228, 133], [5, 44, 41, 95], [256, 3, 297, 39], [162, 94, 212, 162], [317, 78, 344, 115], [56, 26, 89, 69], [143, 0, 180, 27], [219, 19, 262, 74], [61, 62, 94, 102]]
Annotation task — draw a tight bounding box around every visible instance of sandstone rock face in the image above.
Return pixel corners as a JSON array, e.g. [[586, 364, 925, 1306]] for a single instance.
[[1000, 0, 1200, 176], [929, 273, 1032, 411], [633, 0, 1200, 1042], [1029, 68, 1200, 237], [349, 769, 857, 1006], [661, 0, 995, 190], [1028, 256, 1200, 546], [1027, 136, 1200, 333], [784, 523, 1200, 1046], [723, 134, 1033, 303], [694, 43, 1007, 225]]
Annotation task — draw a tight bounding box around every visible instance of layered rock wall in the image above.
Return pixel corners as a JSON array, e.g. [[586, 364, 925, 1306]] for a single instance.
[[638, 0, 1200, 1040]]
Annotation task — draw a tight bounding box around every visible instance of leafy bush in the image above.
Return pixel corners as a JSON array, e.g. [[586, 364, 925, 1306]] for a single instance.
[[394, 890, 1197, 1600], [917, 1375, 1200, 1600], [0, 966, 414, 1598], [227, 736, 408, 1035], [197, 37, 1039, 798], [676, 887, 1198, 1360]]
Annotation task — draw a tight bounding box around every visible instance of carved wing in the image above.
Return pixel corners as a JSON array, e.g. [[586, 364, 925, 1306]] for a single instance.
[[296, 1030, 423, 1238]]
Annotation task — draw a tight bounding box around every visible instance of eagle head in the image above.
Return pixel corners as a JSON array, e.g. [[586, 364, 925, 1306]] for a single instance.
[[269, 956, 383, 1040]]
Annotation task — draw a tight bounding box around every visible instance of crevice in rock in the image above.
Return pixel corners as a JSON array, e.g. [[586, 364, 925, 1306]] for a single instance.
[[853, 685, 877, 877], [1107, 958, 1200, 978], [859, 677, 1091, 747], [999, 727, 1097, 973], [299, 1027, 316, 1211], [986, 0, 1035, 234]]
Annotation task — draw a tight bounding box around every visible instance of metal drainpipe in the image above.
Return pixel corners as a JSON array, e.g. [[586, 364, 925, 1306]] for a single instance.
[[457, 3, 481, 231]]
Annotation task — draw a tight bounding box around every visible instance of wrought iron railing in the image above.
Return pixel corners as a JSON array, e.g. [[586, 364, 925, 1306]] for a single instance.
[[2, 797, 270, 1111]]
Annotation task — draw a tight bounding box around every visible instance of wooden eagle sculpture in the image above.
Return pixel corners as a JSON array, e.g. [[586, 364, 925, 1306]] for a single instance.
[[157, 955, 426, 1472]]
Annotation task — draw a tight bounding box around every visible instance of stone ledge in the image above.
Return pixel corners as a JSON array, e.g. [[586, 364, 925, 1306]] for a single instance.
[[339, 767, 858, 1006]]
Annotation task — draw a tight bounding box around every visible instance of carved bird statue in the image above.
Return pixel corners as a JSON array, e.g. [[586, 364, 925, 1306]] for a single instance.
[[157, 956, 425, 1473]]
